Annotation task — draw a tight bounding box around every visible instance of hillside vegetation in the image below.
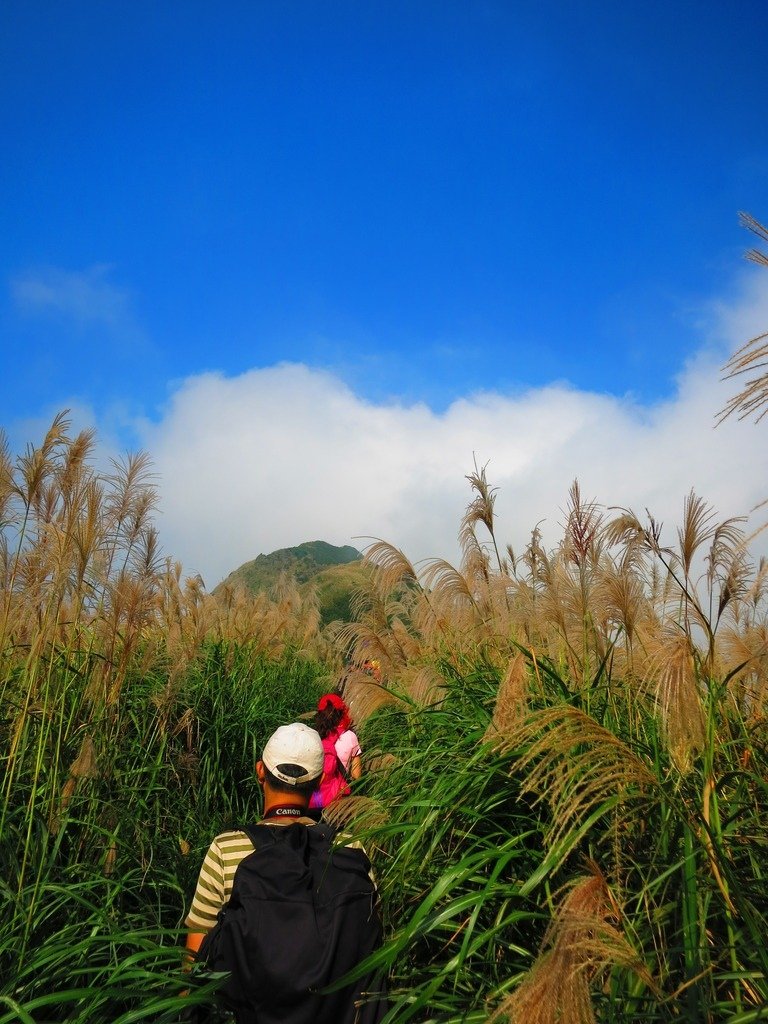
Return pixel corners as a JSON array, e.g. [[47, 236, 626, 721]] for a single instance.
[[217, 539, 362, 590], [216, 539, 367, 625], [1, 414, 767, 1024]]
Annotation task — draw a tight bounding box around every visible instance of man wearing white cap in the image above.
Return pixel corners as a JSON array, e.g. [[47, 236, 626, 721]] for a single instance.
[[185, 722, 384, 1024]]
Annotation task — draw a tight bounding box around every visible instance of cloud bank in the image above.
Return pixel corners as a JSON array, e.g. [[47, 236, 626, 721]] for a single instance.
[[137, 271, 768, 588]]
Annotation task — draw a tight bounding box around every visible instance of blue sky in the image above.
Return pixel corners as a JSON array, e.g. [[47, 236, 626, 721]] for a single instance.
[[2, 2, 768, 580]]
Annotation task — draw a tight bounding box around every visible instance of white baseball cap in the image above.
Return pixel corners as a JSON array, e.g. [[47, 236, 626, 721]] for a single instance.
[[262, 723, 324, 786]]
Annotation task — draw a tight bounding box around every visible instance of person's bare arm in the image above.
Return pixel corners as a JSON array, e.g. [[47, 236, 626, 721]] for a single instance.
[[185, 931, 206, 960], [182, 930, 207, 994], [350, 754, 362, 780]]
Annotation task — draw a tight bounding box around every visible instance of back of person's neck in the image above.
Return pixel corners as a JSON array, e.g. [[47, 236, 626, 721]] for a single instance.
[[262, 787, 310, 821]]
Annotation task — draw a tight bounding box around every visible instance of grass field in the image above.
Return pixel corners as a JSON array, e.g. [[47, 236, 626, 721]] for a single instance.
[[2, 417, 767, 1022]]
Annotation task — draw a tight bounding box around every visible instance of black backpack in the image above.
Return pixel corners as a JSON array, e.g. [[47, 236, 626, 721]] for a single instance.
[[196, 822, 386, 1024]]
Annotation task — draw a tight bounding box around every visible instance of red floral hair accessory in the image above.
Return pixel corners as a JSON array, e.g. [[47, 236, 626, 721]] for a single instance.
[[318, 692, 351, 732]]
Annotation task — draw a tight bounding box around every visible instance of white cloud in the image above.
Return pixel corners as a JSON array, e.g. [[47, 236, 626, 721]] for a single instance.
[[137, 270, 768, 588], [11, 265, 134, 332]]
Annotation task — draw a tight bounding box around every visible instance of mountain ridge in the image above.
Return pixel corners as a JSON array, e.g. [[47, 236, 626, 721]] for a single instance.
[[216, 540, 367, 624]]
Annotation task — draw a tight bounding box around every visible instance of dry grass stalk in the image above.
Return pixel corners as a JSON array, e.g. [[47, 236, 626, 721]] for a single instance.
[[364, 750, 399, 776], [562, 480, 603, 570], [402, 663, 446, 707], [719, 332, 768, 423], [594, 553, 652, 659], [490, 862, 658, 1024], [364, 539, 420, 594], [342, 667, 404, 725], [535, 558, 589, 685], [499, 706, 657, 849], [677, 491, 718, 583], [387, 616, 424, 666], [461, 460, 500, 558], [322, 794, 389, 831], [717, 213, 768, 423], [647, 631, 705, 771], [719, 622, 768, 718], [103, 840, 117, 877], [421, 557, 480, 616], [333, 618, 408, 683], [69, 734, 99, 779], [483, 653, 529, 747], [51, 734, 101, 834]]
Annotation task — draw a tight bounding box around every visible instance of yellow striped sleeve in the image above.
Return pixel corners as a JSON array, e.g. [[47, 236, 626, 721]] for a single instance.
[[185, 830, 255, 932]]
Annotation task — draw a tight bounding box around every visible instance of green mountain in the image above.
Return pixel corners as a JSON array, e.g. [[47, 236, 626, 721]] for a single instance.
[[216, 540, 368, 624]]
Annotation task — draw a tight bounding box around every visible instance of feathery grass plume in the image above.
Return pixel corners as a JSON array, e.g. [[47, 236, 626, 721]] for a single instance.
[[363, 538, 420, 594], [483, 652, 529, 747], [67, 476, 104, 599], [502, 525, 551, 648], [498, 705, 657, 851], [341, 663, 403, 724], [102, 451, 158, 574], [348, 558, 419, 644], [417, 556, 491, 652], [155, 563, 323, 676], [739, 210, 768, 259], [505, 542, 517, 576], [613, 515, 683, 642], [534, 556, 589, 685], [520, 522, 549, 583], [677, 490, 717, 589], [387, 616, 425, 667], [594, 550, 652, 660], [401, 662, 447, 707], [333, 609, 411, 682], [51, 732, 100, 833], [0, 428, 14, 516], [461, 457, 509, 584], [720, 622, 768, 717], [607, 496, 748, 664], [490, 863, 658, 1024], [270, 570, 322, 646], [322, 794, 389, 832], [461, 458, 497, 542], [603, 509, 649, 558], [421, 556, 480, 614], [462, 534, 518, 638], [460, 525, 493, 587], [706, 512, 747, 586], [363, 750, 399, 778], [734, 554, 768, 628], [647, 629, 705, 770], [563, 480, 603, 570], [711, 548, 751, 640], [720, 327, 768, 424], [15, 410, 71, 508], [718, 214, 768, 424]]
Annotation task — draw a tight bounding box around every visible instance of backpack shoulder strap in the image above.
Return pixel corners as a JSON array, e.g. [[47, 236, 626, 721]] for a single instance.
[[336, 753, 351, 783], [238, 823, 278, 849], [236, 822, 338, 846], [310, 821, 338, 843]]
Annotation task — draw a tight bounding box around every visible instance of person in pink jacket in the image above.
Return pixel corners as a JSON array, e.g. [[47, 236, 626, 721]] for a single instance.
[[309, 692, 362, 810]]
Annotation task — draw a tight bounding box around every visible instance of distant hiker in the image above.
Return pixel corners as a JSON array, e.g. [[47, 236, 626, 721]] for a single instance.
[[309, 693, 362, 811], [362, 659, 382, 682], [185, 723, 384, 1024]]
